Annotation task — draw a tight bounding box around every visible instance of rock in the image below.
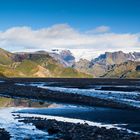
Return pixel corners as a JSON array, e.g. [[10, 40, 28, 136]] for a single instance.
[[48, 127, 60, 134], [19, 117, 140, 140], [0, 128, 11, 140]]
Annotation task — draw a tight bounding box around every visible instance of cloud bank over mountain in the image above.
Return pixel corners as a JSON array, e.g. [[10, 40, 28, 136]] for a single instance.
[[0, 24, 140, 60]]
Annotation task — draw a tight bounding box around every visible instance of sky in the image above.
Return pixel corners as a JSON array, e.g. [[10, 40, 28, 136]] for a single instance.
[[0, 0, 140, 60]]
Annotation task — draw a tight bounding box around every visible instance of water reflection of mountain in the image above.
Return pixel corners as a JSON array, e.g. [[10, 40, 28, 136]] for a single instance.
[[0, 97, 51, 108]]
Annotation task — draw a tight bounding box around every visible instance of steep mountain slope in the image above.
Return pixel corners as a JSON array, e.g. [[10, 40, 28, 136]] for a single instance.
[[49, 50, 75, 67], [102, 61, 140, 78], [91, 51, 140, 65], [74, 51, 140, 77], [0, 64, 24, 77], [0, 48, 14, 65], [0, 48, 140, 78], [0, 48, 92, 78], [73, 59, 107, 77]]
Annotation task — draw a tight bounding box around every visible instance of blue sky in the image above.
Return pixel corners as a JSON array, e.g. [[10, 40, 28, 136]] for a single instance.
[[0, 0, 140, 33], [0, 0, 140, 60]]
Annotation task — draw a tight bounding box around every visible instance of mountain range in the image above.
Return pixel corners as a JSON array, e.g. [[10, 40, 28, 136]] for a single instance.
[[0, 48, 140, 78], [74, 51, 140, 78], [0, 48, 91, 78]]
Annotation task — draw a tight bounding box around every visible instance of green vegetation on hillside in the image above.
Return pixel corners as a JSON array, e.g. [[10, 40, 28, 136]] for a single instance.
[[0, 48, 13, 65], [103, 61, 140, 78], [0, 48, 93, 78], [0, 64, 23, 77], [16, 60, 39, 76], [1, 48, 140, 78], [58, 67, 92, 78]]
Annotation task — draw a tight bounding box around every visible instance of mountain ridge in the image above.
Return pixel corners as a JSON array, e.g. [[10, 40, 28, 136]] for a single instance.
[[74, 51, 140, 78], [0, 48, 140, 78], [0, 48, 92, 78]]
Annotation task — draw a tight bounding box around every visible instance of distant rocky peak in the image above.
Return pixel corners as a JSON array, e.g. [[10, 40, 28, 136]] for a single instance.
[[92, 51, 140, 66], [49, 49, 75, 67], [60, 50, 75, 62]]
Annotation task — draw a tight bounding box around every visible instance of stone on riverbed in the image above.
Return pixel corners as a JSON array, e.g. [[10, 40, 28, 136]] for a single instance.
[[0, 128, 11, 140]]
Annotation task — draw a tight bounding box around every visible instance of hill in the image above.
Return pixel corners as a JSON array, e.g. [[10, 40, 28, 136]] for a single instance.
[[74, 51, 140, 78], [102, 61, 140, 78], [0, 48, 140, 78], [0, 48, 92, 78]]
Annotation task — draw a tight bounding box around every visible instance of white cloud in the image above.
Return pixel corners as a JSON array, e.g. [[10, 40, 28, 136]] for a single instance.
[[86, 26, 110, 34], [0, 24, 140, 60]]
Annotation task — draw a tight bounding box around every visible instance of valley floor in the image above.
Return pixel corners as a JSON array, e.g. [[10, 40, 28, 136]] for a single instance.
[[0, 78, 140, 139]]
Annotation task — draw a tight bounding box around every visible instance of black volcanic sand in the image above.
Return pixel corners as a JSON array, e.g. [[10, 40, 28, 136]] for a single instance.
[[97, 86, 140, 92], [2, 78, 140, 90], [18, 117, 140, 140], [0, 78, 140, 139], [0, 80, 139, 110], [0, 128, 11, 140], [4, 77, 140, 86]]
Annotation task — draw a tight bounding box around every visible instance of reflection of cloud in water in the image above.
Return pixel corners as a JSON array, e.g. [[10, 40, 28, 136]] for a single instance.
[[0, 108, 51, 140]]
